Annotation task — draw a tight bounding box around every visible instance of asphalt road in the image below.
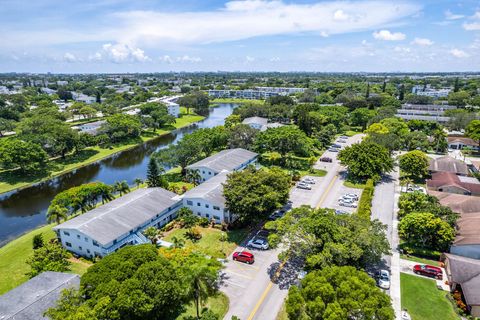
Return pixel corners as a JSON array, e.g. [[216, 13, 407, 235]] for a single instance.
[[221, 134, 364, 320]]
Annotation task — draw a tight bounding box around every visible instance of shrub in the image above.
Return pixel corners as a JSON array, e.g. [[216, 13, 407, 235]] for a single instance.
[[32, 233, 44, 249], [185, 227, 202, 242], [198, 217, 210, 227], [357, 179, 374, 218]]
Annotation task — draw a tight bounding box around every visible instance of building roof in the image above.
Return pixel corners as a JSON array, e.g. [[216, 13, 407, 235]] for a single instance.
[[429, 156, 469, 176], [186, 148, 258, 173], [260, 122, 284, 132], [427, 171, 480, 195], [0, 272, 80, 320], [428, 191, 480, 246], [447, 136, 479, 147], [53, 188, 179, 246], [182, 171, 228, 207], [242, 117, 268, 126], [444, 253, 480, 306]]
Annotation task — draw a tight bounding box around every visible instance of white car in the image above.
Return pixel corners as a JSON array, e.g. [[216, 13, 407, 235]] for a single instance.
[[343, 193, 359, 201], [339, 201, 357, 208], [297, 183, 312, 190], [338, 197, 355, 203], [247, 237, 269, 250], [302, 178, 315, 184], [377, 269, 390, 289]]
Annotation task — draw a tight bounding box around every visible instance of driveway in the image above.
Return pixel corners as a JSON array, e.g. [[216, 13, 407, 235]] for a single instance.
[[399, 258, 449, 291]]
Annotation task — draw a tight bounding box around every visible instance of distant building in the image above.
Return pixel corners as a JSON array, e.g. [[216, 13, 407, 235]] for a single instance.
[[0, 271, 80, 320], [71, 120, 105, 135], [56, 80, 68, 86], [448, 137, 480, 151], [206, 89, 280, 100], [40, 87, 56, 95], [255, 87, 309, 94], [443, 253, 480, 318], [411, 85, 452, 98], [72, 92, 96, 104], [147, 96, 181, 117], [396, 104, 456, 123], [53, 188, 182, 258], [182, 171, 232, 223], [427, 172, 480, 196], [429, 156, 470, 176], [186, 148, 258, 182]]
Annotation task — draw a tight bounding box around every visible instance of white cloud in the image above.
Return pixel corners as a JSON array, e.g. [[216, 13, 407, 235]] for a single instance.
[[269, 57, 281, 62], [445, 10, 464, 20], [372, 29, 406, 41], [176, 55, 202, 62], [99, 43, 150, 63], [464, 22, 480, 30], [245, 55, 255, 62], [474, 11, 480, 19], [112, 1, 420, 46], [159, 55, 173, 63], [450, 48, 470, 58], [411, 37, 433, 46], [394, 46, 411, 53], [333, 9, 349, 21], [63, 52, 77, 62]]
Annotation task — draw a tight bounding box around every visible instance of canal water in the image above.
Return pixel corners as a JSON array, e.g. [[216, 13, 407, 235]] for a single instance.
[[0, 103, 236, 246]]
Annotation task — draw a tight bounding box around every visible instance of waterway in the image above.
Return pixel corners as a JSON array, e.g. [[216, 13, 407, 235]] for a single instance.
[[0, 103, 236, 246]]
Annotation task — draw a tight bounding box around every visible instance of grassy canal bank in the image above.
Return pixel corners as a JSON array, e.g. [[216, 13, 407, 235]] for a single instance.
[[0, 110, 204, 195]]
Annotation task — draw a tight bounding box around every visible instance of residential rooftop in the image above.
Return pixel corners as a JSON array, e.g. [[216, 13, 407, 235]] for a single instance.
[[53, 188, 179, 246], [186, 148, 258, 173], [429, 156, 470, 176], [182, 171, 228, 207]]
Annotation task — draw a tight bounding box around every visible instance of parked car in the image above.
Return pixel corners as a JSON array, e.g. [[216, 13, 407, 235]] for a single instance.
[[335, 209, 349, 215], [339, 201, 357, 208], [297, 183, 312, 190], [302, 178, 316, 184], [256, 230, 270, 239], [338, 197, 355, 203], [343, 193, 359, 201], [377, 269, 390, 289], [268, 209, 285, 220], [337, 139, 347, 143], [328, 148, 340, 152], [331, 144, 342, 148], [340, 136, 348, 139], [320, 157, 333, 163], [247, 237, 269, 250], [233, 251, 255, 264], [413, 264, 443, 279]]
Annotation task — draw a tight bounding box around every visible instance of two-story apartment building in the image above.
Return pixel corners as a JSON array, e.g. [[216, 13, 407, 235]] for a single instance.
[[53, 188, 181, 258], [186, 148, 258, 182]]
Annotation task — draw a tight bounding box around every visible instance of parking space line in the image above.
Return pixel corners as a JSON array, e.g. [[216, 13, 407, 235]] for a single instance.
[[223, 279, 247, 289], [223, 270, 255, 280]]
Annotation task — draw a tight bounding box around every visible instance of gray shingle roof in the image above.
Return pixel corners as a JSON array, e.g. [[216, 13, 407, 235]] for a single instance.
[[444, 253, 480, 306], [182, 171, 228, 207], [53, 188, 179, 246], [186, 148, 257, 173], [242, 117, 268, 126], [429, 156, 469, 175], [0, 272, 80, 320]]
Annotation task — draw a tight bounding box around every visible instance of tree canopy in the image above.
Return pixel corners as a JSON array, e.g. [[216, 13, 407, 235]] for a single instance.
[[399, 150, 430, 180], [255, 126, 314, 157], [0, 138, 48, 173]]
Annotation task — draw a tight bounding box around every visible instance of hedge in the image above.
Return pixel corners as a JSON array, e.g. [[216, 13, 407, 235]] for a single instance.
[[357, 179, 374, 218]]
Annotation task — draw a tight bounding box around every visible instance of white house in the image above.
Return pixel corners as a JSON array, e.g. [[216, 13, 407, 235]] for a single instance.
[[72, 92, 96, 104], [186, 148, 258, 182], [182, 171, 232, 223], [53, 188, 182, 258], [71, 120, 105, 135], [242, 117, 268, 130]]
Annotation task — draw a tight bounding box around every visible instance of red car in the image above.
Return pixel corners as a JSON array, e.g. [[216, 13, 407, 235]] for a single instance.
[[233, 251, 255, 264], [413, 264, 443, 279]]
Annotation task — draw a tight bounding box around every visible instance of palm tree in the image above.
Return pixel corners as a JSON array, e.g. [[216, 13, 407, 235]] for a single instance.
[[171, 236, 185, 248], [113, 180, 130, 196], [99, 186, 114, 204], [134, 178, 144, 189], [46, 205, 68, 224], [187, 259, 219, 319], [186, 169, 202, 186], [143, 226, 159, 244], [401, 177, 413, 192]]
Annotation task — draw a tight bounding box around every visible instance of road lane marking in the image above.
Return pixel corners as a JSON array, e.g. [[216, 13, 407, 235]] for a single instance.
[[316, 174, 338, 209]]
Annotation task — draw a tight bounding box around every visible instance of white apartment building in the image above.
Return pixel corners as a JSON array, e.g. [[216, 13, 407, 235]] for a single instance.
[[396, 104, 456, 123], [186, 148, 258, 182], [206, 89, 280, 100], [411, 85, 452, 98], [72, 92, 96, 104]]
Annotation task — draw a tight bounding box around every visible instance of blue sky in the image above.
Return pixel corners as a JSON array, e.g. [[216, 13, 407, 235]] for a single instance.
[[0, 0, 479, 73]]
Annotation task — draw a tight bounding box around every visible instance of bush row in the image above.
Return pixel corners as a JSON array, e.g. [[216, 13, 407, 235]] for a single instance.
[[357, 179, 374, 219]]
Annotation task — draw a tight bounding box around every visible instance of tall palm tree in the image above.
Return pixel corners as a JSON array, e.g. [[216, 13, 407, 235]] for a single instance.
[[186, 169, 201, 186], [113, 180, 130, 196], [134, 178, 144, 189], [46, 205, 68, 224], [143, 226, 159, 244], [99, 186, 114, 204], [187, 258, 220, 320]]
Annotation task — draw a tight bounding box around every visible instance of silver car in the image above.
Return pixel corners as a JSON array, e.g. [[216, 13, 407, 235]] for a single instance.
[[302, 178, 315, 184], [339, 201, 357, 208], [247, 237, 269, 250], [297, 183, 312, 190]]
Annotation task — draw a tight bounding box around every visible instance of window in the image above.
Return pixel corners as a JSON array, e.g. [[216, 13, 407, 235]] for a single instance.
[[79, 246, 82, 251], [65, 242, 72, 247], [87, 249, 91, 254], [206, 214, 210, 218], [202, 171, 205, 174], [187, 200, 193, 206], [213, 206, 220, 210], [205, 204, 209, 208], [84, 237, 88, 242], [77, 235, 80, 239], [209, 171, 212, 175], [197, 202, 201, 206], [113, 239, 117, 244], [63, 231, 70, 236], [213, 215, 221, 220], [93, 241, 99, 247]]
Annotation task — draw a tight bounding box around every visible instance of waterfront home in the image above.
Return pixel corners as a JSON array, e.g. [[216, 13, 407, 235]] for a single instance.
[[181, 171, 232, 223], [71, 120, 105, 135], [186, 148, 258, 182], [0, 272, 79, 320], [53, 188, 182, 258]]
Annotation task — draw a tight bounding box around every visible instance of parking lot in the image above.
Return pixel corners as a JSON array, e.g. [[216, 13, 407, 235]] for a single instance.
[[289, 175, 325, 208], [322, 172, 362, 214]]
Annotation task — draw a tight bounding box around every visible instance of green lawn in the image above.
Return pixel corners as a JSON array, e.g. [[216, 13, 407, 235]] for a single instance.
[[164, 227, 249, 259], [343, 180, 366, 189], [0, 113, 204, 195], [0, 223, 92, 295], [344, 130, 362, 137], [177, 292, 229, 320], [401, 254, 441, 267], [401, 273, 458, 320], [301, 169, 327, 177]]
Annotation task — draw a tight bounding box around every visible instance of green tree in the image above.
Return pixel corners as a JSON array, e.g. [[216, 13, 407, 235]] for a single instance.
[[113, 180, 130, 195], [32, 233, 44, 249], [404, 131, 430, 151], [223, 168, 291, 223], [139, 102, 175, 131], [155, 133, 204, 175], [46, 205, 68, 224], [399, 150, 429, 180], [286, 266, 394, 320], [227, 124, 258, 150], [178, 92, 210, 116], [224, 114, 241, 128], [27, 241, 71, 277], [466, 119, 480, 145], [448, 90, 470, 107], [398, 212, 455, 251], [0, 138, 48, 173], [350, 108, 376, 130], [255, 126, 314, 157], [365, 123, 389, 135], [100, 114, 142, 142], [146, 158, 168, 188], [177, 207, 199, 228], [338, 141, 393, 182], [134, 178, 144, 189], [186, 169, 202, 186], [431, 129, 448, 153], [0, 118, 15, 137], [143, 226, 160, 244]]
